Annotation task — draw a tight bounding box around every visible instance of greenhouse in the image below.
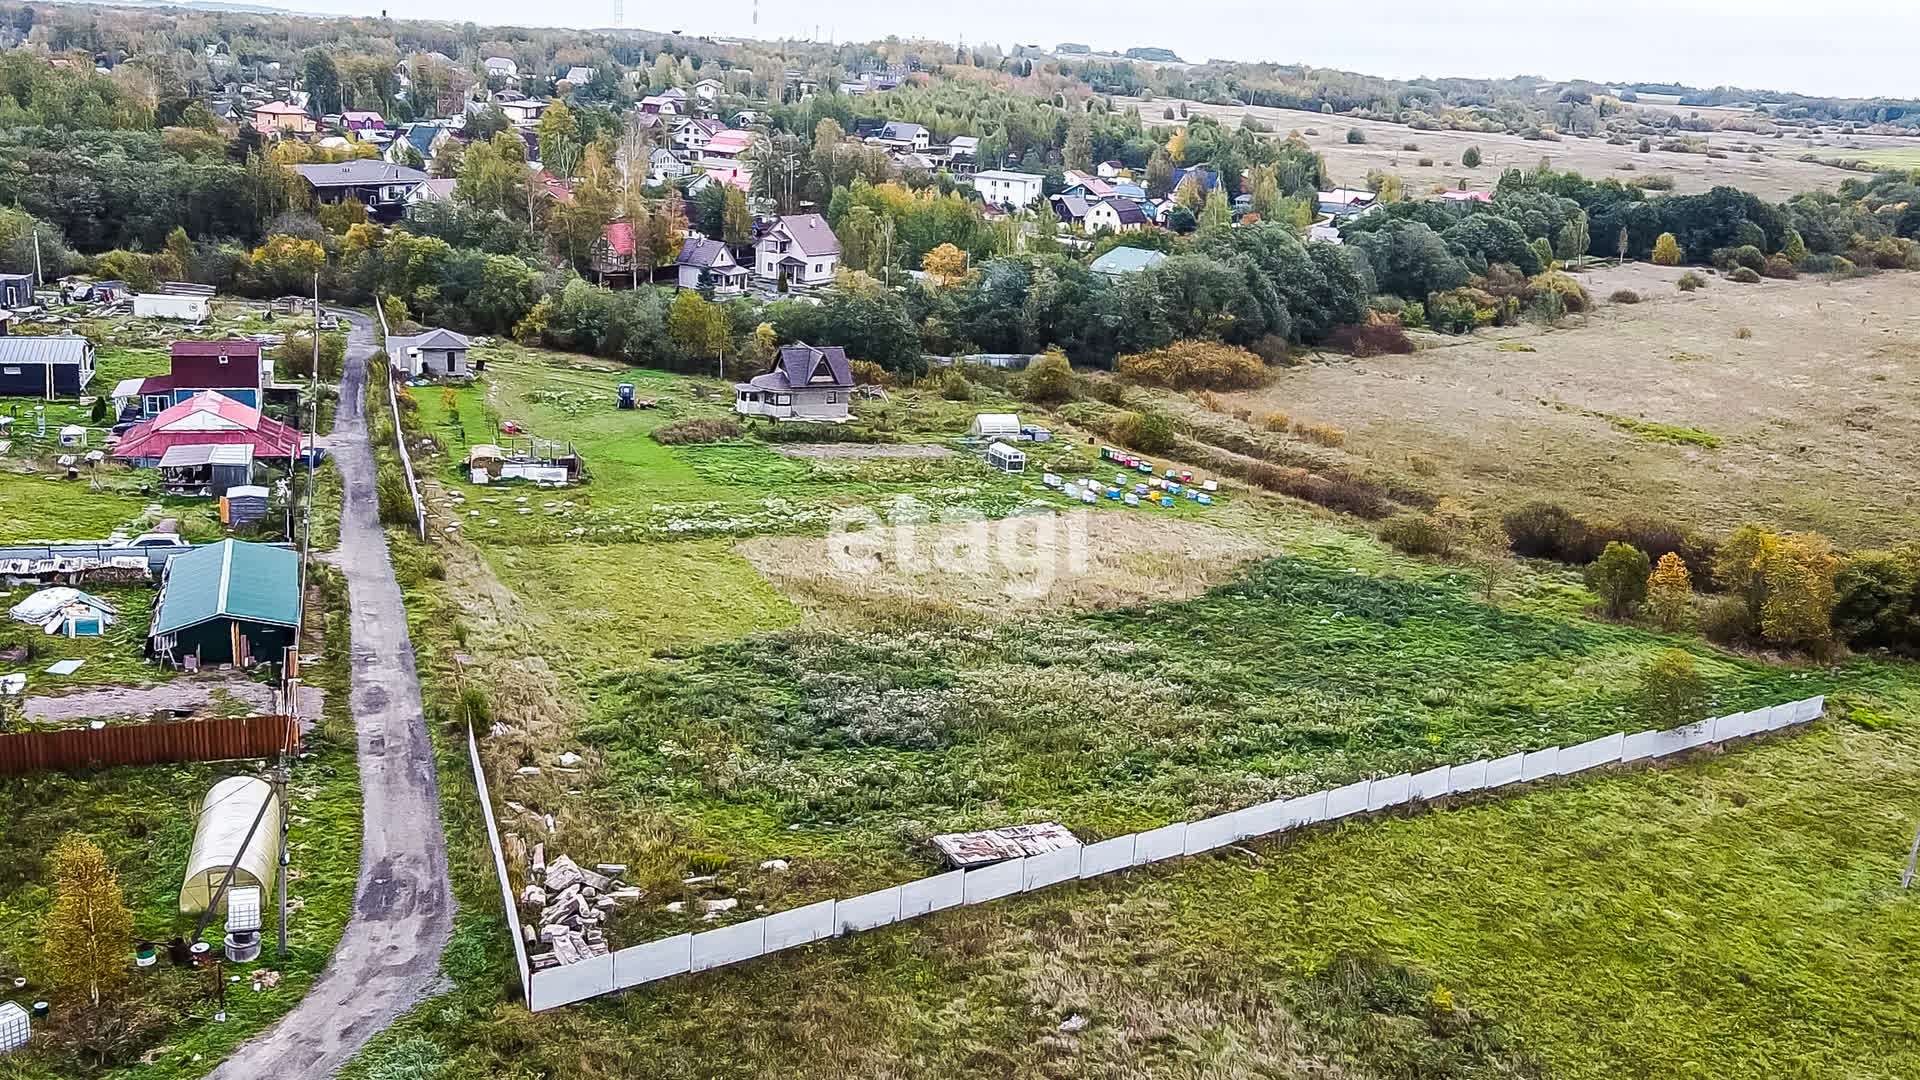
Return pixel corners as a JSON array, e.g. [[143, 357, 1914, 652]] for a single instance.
[[178, 776, 281, 915]]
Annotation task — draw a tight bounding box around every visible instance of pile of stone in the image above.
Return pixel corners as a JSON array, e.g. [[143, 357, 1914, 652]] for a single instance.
[[519, 845, 642, 970]]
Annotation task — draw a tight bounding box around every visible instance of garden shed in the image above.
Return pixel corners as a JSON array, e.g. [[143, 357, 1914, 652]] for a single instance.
[[179, 776, 282, 915], [986, 441, 1026, 473], [149, 539, 300, 668], [969, 413, 1020, 439]]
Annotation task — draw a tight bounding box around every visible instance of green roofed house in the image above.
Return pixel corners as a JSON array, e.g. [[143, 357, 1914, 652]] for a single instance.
[[1088, 246, 1168, 277], [149, 540, 300, 670]]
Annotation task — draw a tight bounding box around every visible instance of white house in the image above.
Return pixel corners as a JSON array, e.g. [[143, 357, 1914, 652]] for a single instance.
[[387, 328, 471, 378], [671, 116, 723, 159], [1084, 198, 1151, 233], [676, 236, 750, 295], [693, 77, 725, 102], [754, 214, 841, 288], [735, 343, 854, 422], [972, 170, 1044, 209], [878, 121, 931, 151], [484, 56, 518, 79], [1096, 160, 1125, 179]]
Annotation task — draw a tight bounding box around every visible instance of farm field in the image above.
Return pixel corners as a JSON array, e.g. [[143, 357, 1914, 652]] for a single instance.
[[1226, 268, 1920, 547], [1111, 96, 1920, 200]]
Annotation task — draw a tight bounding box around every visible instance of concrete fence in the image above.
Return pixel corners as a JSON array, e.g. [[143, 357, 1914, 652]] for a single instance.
[[371, 300, 428, 541], [512, 696, 1824, 1011], [468, 725, 532, 1002]]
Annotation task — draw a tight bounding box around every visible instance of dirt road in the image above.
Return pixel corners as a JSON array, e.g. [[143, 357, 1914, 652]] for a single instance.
[[210, 312, 453, 1079]]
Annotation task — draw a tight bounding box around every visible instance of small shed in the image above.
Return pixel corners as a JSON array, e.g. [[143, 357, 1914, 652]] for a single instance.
[[222, 485, 270, 526], [0, 272, 33, 308], [159, 443, 254, 496], [179, 776, 282, 915], [968, 413, 1020, 440], [149, 539, 300, 668], [133, 293, 211, 321], [986, 441, 1026, 473]]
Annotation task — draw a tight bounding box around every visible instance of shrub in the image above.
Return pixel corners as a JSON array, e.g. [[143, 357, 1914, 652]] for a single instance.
[[1380, 511, 1452, 555], [849, 359, 892, 386], [1407, 453, 1438, 476], [1417, 157, 1434, 167], [1293, 422, 1346, 447], [1107, 410, 1175, 453], [1347, 128, 1367, 144], [1648, 551, 1695, 630], [1734, 326, 1752, 340], [1502, 500, 1609, 563], [1676, 272, 1706, 292], [1328, 315, 1414, 356], [1651, 233, 1683, 265], [1020, 348, 1075, 403], [1248, 334, 1291, 366], [940, 373, 974, 400], [1462, 146, 1482, 168], [654, 418, 745, 444], [1712, 245, 1766, 272], [1585, 541, 1651, 618], [1762, 255, 1798, 279], [1261, 411, 1291, 432], [1728, 266, 1761, 283], [1256, 466, 1395, 518], [1527, 271, 1591, 314], [1631, 174, 1675, 191], [1637, 649, 1707, 729], [1116, 340, 1271, 391], [1609, 289, 1641, 304], [375, 463, 414, 526]]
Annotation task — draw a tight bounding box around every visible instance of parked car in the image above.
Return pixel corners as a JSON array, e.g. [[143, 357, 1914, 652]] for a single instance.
[[116, 532, 189, 550]]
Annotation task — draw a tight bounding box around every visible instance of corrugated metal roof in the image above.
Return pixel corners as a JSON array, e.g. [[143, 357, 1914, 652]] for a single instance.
[[0, 336, 91, 366], [151, 539, 299, 635], [158, 443, 255, 468]]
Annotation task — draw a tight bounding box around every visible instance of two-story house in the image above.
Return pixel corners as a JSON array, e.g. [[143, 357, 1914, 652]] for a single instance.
[[972, 169, 1045, 209], [292, 161, 427, 221], [754, 215, 841, 288], [734, 342, 854, 422], [113, 340, 267, 420]]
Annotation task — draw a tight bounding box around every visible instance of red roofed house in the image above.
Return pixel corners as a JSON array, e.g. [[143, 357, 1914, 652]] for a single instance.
[[113, 392, 304, 467], [112, 340, 267, 421], [591, 222, 647, 286]]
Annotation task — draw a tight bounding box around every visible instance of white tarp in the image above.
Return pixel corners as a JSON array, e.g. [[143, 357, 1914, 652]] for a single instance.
[[7, 587, 117, 636]]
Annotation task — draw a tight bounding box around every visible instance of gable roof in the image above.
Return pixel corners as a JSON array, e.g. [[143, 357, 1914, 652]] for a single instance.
[[603, 221, 637, 257], [114, 391, 303, 461], [151, 539, 300, 636], [764, 214, 840, 257], [677, 236, 738, 268], [879, 120, 927, 142], [251, 101, 306, 116], [1095, 198, 1150, 226], [0, 336, 91, 366], [293, 161, 427, 189], [747, 342, 854, 392], [1050, 194, 1090, 221], [704, 129, 754, 157], [149, 340, 264, 391], [388, 328, 470, 352]]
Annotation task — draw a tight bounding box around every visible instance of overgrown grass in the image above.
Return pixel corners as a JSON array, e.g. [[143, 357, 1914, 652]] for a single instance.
[[1604, 414, 1723, 448]]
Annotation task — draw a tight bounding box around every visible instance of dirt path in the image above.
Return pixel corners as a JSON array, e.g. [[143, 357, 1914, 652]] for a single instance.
[[209, 312, 453, 1080], [19, 675, 323, 724]]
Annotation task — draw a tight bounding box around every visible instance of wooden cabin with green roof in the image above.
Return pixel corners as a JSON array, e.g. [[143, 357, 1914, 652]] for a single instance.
[[148, 540, 301, 669]]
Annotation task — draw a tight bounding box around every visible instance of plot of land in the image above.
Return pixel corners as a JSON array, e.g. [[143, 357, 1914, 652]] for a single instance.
[[772, 442, 955, 458], [1113, 96, 1920, 200], [1226, 271, 1920, 545]]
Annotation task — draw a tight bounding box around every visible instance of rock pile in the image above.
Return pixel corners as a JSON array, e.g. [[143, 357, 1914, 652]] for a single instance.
[[521, 847, 642, 970]]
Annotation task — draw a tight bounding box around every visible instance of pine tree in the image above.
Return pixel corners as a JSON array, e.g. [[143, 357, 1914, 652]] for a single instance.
[[1782, 228, 1808, 264], [1647, 551, 1694, 630], [1652, 232, 1683, 266], [45, 834, 132, 1006]]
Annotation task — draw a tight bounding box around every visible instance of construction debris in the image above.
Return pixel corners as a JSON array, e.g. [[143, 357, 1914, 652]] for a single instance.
[[520, 852, 641, 968]]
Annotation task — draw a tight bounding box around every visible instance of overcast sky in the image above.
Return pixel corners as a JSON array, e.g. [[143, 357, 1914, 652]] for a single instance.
[[342, 0, 1918, 100]]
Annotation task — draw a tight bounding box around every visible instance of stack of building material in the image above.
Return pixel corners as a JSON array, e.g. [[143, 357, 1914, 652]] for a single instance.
[[521, 852, 642, 970]]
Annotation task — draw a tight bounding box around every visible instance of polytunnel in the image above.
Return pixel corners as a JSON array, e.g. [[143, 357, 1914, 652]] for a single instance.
[[178, 775, 281, 915]]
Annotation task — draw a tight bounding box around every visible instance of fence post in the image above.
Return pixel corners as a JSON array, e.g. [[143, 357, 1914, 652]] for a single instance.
[[374, 297, 428, 541]]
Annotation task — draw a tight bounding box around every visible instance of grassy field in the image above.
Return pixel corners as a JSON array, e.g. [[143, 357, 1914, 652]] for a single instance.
[[1836, 147, 1920, 170], [350, 301, 1920, 1080]]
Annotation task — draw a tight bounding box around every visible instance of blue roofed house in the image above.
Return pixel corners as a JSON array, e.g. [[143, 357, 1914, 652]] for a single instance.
[[1089, 246, 1168, 276], [148, 539, 301, 669], [387, 121, 452, 166]]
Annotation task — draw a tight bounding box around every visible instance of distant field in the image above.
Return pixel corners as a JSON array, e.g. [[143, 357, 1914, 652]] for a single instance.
[[1113, 96, 1920, 200], [1222, 267, 1920, 547], [1846, 147, 1920, 169]]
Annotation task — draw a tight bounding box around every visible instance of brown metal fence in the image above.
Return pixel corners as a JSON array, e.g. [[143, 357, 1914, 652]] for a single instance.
[[0, 715, 299, 773]]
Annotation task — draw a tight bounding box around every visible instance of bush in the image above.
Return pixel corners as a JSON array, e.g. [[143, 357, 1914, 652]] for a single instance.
[[1347, 128, 1367, 144], [1462, 146, 1482, 168], [1261, 411, 1291, 432], [1585, 541, 1651, 618], [1107, 410, 1175, 453], [1527, 271, 1591, 314], [1019, 348, 1075, 403], [1248, 334, 1291, 367], [1293, 422, 1346, 447], [849, 359, 892, 386], [1502, 501, 1606, 562], [1676, 272, 1707, 292], [375, 464, 414, 526], [1380, 512, 1452, 555], [1734, 327, 1752, 340], [1637, 649, 1707, 729], [940, 373, 974, 400], [1116, 341, 1271, 391], [1762, 255, 1798, 279], [1328, 315, 1414, 357], [1651, 233, 1683, 266], [1728, 266, 1761, 284], [654, 418, 745, 444], [1609, 289, 1641, 304]]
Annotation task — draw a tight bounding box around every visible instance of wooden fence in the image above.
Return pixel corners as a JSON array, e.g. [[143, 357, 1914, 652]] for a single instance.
[[0, 714, 299, 773]]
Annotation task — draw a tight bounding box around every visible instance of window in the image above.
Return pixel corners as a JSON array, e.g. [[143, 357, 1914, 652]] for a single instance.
[[1, 366, 17, 376], [146, 395, 167, 414], [813, 264, 822, 274], [826, 391, 840, 403], [774, 394, 791, 406]]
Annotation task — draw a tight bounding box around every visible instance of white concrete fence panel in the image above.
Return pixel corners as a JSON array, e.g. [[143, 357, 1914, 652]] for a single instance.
[[520, 696, 1824, 1010]]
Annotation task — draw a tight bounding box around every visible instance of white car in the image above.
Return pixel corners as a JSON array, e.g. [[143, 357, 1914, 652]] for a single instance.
[[116, 533, 190, 550]]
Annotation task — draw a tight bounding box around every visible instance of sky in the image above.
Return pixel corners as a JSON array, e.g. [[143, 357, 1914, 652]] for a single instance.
[[326, 0, 1919, 100]]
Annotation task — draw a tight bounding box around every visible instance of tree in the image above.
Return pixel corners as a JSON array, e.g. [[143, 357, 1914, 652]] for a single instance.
[[721, 185, 752, 246], [921, 242, 969, 286], [45, 834, 133, 1006], [1638, 649, 1707, 730], [1173, 173, 1206, 211], [1461, 145, 1482, 168], [1250, 171, 1282, 222], [1651, 232, 1683, 266], [1585, 541, 1651, 618], [1782, 227, 1808, 264], [1064, 110, 1093, 173], [1647, 551, 1694, 630], [1020, 347, 1074, 403], [465, 105, 510, 141], [537, 100, 580, 177], [1198, 188, 1232, 235], [1346, 128, 1367, 144], [667, 289, 719, 358], [303, 50, 342, 118], [1145, 146, 1174, 199], [1554, 211, 1590, 263], [1761, 532, 1840, 651]]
